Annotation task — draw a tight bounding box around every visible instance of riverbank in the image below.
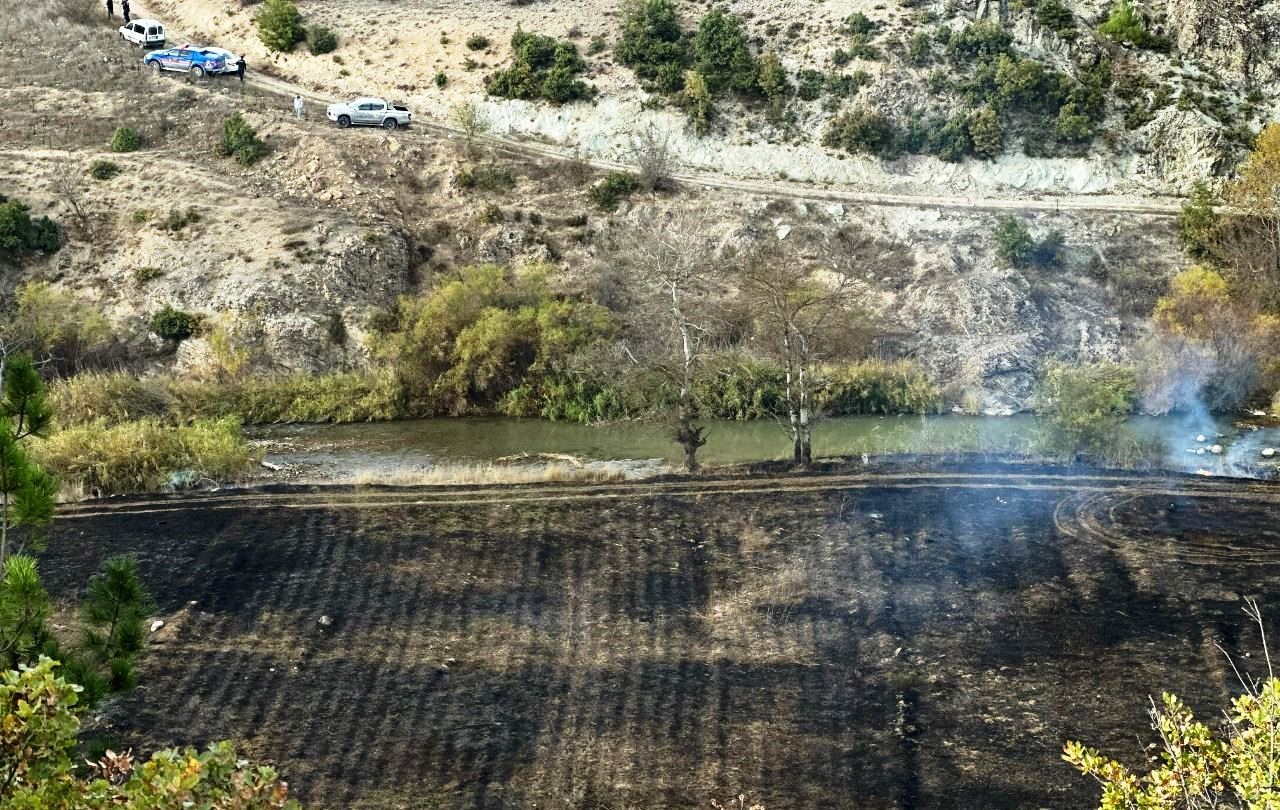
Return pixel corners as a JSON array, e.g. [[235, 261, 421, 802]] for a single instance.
[[243, 413, 1280, 487]]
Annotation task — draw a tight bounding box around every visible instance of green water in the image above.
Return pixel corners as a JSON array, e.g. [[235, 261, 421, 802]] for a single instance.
[[250, 413, 1280, 479]]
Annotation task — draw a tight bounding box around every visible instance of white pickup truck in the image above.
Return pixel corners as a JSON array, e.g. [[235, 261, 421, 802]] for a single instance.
[[326, 98, 412, 130]]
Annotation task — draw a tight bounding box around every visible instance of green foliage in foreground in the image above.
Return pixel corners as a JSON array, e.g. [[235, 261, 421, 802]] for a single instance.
[[1065, 676, 1280, 809], [0, 196, 60, 259], [1033, 361, 1142, 461], [1, 658, 298, 808], [34, 417, 254, 495], [0, 355, 57, 564]]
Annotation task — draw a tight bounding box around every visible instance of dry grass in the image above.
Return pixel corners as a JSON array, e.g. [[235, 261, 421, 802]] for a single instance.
[[350, 462, 632, 487]]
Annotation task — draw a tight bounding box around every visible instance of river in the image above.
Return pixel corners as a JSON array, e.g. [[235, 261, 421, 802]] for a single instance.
[[248, 413, 1280, 483]]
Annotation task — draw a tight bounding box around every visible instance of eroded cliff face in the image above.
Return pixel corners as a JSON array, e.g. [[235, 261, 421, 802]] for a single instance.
[[1164, 0, 1280, 84]]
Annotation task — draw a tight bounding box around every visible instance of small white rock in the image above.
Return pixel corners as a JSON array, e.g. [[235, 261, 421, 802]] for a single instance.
[[1209, 444, 1224, 455], [1263, 448, 1277, 459], [1196, 434, 1207, 443], [149, 620, 164, 633], [318, 615, 332, 627]]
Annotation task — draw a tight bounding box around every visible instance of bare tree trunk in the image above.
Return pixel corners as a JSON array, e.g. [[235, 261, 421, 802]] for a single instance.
[[797, 360, 812, 467]]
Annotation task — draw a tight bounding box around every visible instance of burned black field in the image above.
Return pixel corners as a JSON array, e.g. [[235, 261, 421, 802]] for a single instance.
[[42, 467, 1280, 809]]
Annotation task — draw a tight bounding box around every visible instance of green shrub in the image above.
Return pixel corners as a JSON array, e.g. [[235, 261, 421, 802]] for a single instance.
[[455, 164, 516, 193], [682, 70, 713, 134], [87, 160, 120, 181], [488, 26, 591, 103], [796, 69, 825, 101], [466, 34, 490, 50], [217, 113, 268, 166], [109, 126, 140, 153], [161, 207, 200, 232], [826, 70, 870, 99], [35, 417, 254, 494], [823, 107, 900, 160], [1034, 0, 1076, 36], [0, 196, 60, 258], [946, 21, 1013, 64], [1176, 180, 1219, 259], [967, 106, 1003, 159], [692, 8, 758, 93], [149, 305, 197, 341], [994, 216, 1035, 267], [616, 0, 686, 88], [256, 0, 304, 52], [845, 12, 877, 36], [907, 31, 932, 65], [823, 360, 943, 415], [306, 24, 338, 55], [1097, 0, 1146, 44], [434, 71, 448, 88], [1033, 361, 1138, 461], [589, 172, 640, 209]]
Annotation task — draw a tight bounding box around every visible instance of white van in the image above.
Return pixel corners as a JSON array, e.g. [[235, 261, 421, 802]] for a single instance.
[[119, 19, 165, 49]]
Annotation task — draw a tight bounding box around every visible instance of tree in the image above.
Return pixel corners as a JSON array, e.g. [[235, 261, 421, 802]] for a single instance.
[[1033, 361, 1137, 460], [0, 556, 53, 672], [628, 125, 676, 192], [615, 215, 724, 471], [1217, 124, 1280, 307], [256, 0, 304, 52], [682, 70, 713, 135], [692, 8, 757, 94], [218, 113, 269, 166], [0, 355, 55, 566], [993, 216, 1035, 267], [451, 101, 490, 158], [739, 247, 862, 466], [756, 50, 788, 121], [50, 160, 90, 231], [1064, 602, 1280, 809], [1176, 180, 1219, 259], [967, 106, 1003, 159], [80, 557, 154, 693], [1, 658, 299, 807], [0, 196, 59, 261], [1097, 0, 1149, 45], [615, 0, 686, 88]]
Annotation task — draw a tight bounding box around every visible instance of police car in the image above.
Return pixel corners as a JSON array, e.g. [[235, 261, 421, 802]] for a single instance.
[[143, 46, 226, 77], [177, 43, 243, 75]]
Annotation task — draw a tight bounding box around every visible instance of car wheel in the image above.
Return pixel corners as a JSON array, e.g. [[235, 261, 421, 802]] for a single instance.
[[192, 66, 205, 78], [149, 60, 161, 73], [383, 118, 398, 130], [338, 115, 351, 129]]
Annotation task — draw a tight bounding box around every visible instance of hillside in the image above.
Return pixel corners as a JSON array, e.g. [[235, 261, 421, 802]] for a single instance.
[[147, 0, 1280, 197]]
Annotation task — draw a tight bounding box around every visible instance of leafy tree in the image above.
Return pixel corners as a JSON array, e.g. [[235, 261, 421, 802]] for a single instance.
[[257, 0, 305, 52], [946, 20, 1013, 64], [692, 8, 757, 94], [489, 27, 590, 103], [1097, 0, 1148, 45], [1034, 0, 1076, 36], [1176, 180, 1219, 259], [0, 658, 299, 808], [845, 12, 877, 37], [993, 216, 1035, 267], [968, 106, 1003, 159], [615, 0, 687, 89], [305, 25, 338, 55], [682, 70, 713, 135], [0, 355, 55, 565], [0, 197, 59, 261], [823, 107, 899, 160], [756, 50, 788, 120], [218, 113, 269, 166], [1056, 101, 1097, 141], [1033, 361, 1137, 460]]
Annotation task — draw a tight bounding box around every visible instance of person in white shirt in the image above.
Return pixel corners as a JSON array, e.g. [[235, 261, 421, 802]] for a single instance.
[[293, 95, 305, 120]]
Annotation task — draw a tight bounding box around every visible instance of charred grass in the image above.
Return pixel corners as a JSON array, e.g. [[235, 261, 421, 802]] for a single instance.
[[39, 469, 1280, 808]]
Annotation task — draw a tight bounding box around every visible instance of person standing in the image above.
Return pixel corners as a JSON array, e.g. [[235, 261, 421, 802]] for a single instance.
[[293, 95, 305, 120], [121, 0, 131, 23], [106, 0, 114, 20], [236, 57, 247, 84]]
